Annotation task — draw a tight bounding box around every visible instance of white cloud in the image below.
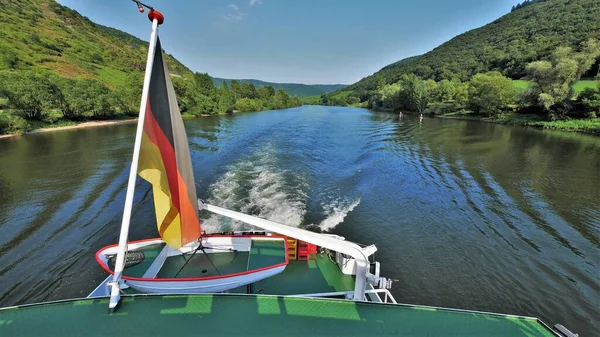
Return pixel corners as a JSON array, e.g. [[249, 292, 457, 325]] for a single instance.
[[249, 0, 262, 6], [223, 4, 245, 22]]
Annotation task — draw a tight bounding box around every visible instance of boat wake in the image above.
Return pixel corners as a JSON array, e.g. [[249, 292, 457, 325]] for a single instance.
[[201, 146, 307, 232], [314, 197, 361, 231], [201, 145, 359, 233]]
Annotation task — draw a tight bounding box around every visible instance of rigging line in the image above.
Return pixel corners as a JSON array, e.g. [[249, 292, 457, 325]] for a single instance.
[[173, 240, 203, 278], [131, 0, 154, 11], [173, 241, 224, 278], [200, 247, 221, 275]]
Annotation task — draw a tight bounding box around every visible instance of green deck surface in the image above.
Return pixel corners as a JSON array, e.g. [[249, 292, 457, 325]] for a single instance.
[[248, 239, 287, 270], [157, 252, 250, 278], [257, 254, 355, 295], [0, 294, 556, 337], [121, 243, 165, 278]]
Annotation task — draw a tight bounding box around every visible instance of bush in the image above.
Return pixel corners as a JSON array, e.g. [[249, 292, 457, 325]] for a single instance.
[[578, 87, 600, 117], [234, 98, 261, 112], [60, 78, 119, 120], [0, 114, 29, 135], [468, 72, 516, 116], [0, 71, 63, 120]]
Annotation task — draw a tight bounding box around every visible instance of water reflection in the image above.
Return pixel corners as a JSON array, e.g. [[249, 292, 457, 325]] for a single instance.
[[0, 108, 597, 335]]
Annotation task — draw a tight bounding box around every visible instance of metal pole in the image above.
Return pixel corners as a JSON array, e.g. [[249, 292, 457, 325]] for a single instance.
[[109, 18, 159, 312]]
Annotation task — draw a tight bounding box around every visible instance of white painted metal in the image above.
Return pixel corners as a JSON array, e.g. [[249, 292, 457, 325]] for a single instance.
[[109, 18, 159, 311], [125, 266, 286, 293], [88, 276, 113, 298], [201, 202, 369, 301], [142, 245, 170, 278], [286, 289, 397, 304]]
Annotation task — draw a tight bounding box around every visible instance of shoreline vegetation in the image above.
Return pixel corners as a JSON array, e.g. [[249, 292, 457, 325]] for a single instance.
[[306, 0, 600, 136], [0, 107, 296, 139], [0, 118, 136, 139], [404, 110, 600, 135], [0, 72, 302, 137]]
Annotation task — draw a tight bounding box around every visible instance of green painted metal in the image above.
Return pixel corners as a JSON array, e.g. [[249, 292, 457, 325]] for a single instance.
[[248, 239, 287, 270], [121, 243, 165, 278], [157, 252, 250, 278], [0, 294, 556, 337], [257, 254, 355, 295]]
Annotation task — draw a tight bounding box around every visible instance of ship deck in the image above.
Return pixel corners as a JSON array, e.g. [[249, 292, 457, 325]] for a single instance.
[[232, 253, 356, 295], [106, 252, 355, 297], [0, 294, 557, 337]]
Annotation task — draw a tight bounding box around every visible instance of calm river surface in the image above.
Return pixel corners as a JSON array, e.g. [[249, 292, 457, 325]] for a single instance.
[[0, 106, 598, 335]]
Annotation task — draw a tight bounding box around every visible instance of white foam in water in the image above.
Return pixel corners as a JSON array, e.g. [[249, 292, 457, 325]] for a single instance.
[[316, 197, 361, 231], [202, 144, 360, 233], [202, 145, 306, 233]]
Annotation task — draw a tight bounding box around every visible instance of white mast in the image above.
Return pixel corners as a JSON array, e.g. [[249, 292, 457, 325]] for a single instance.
[[109, 17, 159, 311]]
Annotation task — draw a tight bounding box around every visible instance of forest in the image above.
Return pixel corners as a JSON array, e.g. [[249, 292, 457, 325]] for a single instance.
[[316, 0, 600, 132]]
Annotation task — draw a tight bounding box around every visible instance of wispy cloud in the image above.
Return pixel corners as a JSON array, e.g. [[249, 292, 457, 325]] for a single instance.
[[223, 4, 245, 22], [249, 0, 262, 6]]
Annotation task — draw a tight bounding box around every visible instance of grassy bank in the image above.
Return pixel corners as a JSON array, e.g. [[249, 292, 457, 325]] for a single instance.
[[439, 112, 600, 135]]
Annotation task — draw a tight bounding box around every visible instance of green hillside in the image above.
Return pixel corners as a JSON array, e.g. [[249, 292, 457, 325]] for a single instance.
[[343, 0, 599, 96], [0, 0, 301, 135], [315, 0, 600, 133], [0, 0, 194, 86], [211, 78, 345, 97]]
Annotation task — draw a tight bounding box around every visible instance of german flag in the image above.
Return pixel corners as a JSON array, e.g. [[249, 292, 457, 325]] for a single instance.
[[138, 37, 201, 249]]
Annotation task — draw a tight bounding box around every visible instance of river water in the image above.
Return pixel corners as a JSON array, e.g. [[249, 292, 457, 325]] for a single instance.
[[0, 106, 598, 335]]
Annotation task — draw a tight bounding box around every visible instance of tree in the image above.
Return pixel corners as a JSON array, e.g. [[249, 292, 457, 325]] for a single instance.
[[234, 98, 261, 112], [239, 83, 258, 99], [522, 40, 600, 119], [578, 87, 600, 118], [272, 89, 290, 109], [61, 78, 119, 119], [193, 72, 215, 97], [0, 71, 63, 120], [397, 74, 434, 113], [171, 77, 199, 114], [468, 71, 515, 116], [257, 86, 275, 100], [217, 82, 235, 113], [230, 80, 240, 100], [115, 72, 143, 115]]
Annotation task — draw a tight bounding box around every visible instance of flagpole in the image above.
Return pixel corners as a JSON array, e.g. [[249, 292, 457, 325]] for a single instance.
[[109, 16, 160, 312]]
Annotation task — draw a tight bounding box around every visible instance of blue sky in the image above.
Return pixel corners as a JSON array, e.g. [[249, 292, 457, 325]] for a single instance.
[[56, 0, 523, 85]]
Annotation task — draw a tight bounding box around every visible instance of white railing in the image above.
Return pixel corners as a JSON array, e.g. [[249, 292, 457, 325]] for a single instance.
[[286, 289, 397, 304], [202, 202, 370, 301]]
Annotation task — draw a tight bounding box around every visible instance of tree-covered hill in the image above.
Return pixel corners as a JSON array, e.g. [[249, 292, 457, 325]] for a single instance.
[[0, 0, 302, 135], [343, 0, 599, 96], [211, 78, 345, 97], [0, 0, 194, 86]]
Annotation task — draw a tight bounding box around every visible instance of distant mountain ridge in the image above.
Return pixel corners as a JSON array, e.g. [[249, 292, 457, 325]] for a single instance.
[[340, 0, 599, 97], [211, 77, 346, 97]]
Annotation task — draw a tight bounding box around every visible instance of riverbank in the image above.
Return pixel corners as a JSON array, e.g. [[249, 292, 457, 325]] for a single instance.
[[435, 112, 600, 135], [0, 109, 278, 139], [0, 119, 137, 139]]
